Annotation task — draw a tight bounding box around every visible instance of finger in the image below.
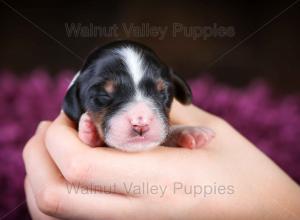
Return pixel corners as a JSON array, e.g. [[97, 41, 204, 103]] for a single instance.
[[78, 112, 103, 147], [25, 177, 59, 220], [24, 121, 138, 219], [177, 132, 196, 149], [177, 127, 215, 149], [46, 112, 184, 194]]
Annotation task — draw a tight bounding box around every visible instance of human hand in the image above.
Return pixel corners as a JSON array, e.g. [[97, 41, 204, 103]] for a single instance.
[[23, 100, 300, 219]]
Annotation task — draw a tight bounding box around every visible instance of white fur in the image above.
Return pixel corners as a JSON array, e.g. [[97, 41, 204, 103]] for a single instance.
[[117, 47, 144, 86], [62, 71, 81, 113], [117, 47, 148, 102], [68, 71, 80, 89], [104, 99, 168, 152]]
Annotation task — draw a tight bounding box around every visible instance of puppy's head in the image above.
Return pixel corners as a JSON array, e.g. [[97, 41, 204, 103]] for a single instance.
[[63, 41, 191, 152]]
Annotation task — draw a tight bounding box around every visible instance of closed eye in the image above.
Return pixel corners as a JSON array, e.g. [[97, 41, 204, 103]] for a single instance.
[[89, 91, 112, 110]]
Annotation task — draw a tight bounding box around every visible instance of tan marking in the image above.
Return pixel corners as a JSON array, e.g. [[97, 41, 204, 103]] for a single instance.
[[88, 111, 106, 139], [156, 79, 165, 92], [104, 80, 115, 93]]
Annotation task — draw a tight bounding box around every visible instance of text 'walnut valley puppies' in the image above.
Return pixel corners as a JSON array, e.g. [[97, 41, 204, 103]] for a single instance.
[[63, 41, 215, 152]]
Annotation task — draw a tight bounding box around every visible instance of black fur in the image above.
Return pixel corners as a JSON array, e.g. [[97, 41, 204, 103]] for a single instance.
[[63, 41, 192, 130]]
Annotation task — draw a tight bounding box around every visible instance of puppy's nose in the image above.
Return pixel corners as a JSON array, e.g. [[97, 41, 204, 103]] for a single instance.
[[132, 124, 149, 136], [130, 116, 150, 136]]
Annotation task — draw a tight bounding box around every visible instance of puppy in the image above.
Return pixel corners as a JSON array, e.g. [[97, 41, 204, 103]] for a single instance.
[[63, 41, 214, 152]]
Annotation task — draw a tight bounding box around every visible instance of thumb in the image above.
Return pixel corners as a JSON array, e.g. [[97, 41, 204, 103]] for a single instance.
[[78, 112, 104, 147]]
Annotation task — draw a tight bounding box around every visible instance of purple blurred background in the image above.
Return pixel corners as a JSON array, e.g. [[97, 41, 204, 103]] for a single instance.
[[0, 70, 300, 219], [1, 0, 300, 219]]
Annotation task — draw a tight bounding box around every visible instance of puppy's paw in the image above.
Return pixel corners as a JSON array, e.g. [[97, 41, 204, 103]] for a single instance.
[[78, 113, 102, 147], [166, 126, 215, 149]]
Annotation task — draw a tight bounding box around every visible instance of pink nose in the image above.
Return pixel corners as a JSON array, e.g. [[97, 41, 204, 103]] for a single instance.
[[132, 124, 149, 136], [130, 115, 152, 136]]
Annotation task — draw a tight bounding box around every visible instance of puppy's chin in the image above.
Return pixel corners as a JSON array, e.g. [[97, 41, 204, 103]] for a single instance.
[[105, 135, 165, 152], [111, 141, 161, 152]]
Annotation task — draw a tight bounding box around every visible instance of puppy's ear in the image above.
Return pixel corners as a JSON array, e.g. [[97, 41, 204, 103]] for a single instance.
[[170, 69, 192, 104], [62, 80, 83, 123]]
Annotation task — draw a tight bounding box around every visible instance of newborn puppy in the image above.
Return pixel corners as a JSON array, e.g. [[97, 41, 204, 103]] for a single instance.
[[63, 41, 214, 152]]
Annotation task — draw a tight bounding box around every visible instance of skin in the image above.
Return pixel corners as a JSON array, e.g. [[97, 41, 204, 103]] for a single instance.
[[23, 100, 300, 220], [78, 112, 215, 149]]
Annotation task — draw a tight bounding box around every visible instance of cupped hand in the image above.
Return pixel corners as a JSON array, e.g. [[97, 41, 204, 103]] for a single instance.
[[23, 100, 300, 220]]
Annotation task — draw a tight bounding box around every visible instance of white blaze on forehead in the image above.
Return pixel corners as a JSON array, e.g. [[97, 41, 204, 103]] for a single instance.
[[117, 47, 144, 85]]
